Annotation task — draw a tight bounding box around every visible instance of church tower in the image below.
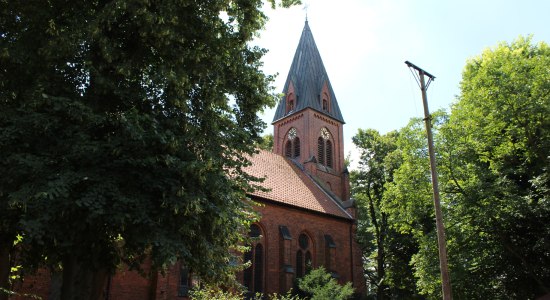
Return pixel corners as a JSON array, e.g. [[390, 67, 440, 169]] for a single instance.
[[272, 20, 349, 202]]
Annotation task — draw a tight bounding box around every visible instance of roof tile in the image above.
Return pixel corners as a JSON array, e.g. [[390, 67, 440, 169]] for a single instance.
[[246, 150, 352, 219]]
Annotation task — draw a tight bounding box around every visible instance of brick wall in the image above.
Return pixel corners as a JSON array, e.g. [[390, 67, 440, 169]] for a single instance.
[[273, 108, 348, 200], [251, 199, 365, 295]]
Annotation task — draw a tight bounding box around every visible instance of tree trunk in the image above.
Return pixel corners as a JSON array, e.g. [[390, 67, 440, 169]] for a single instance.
[[376, 217, 387, 300], [148, 270, 158, 300], [49, 271, 63, 300], [0, 244, 11, 300], [58, 255, 108, 300], [90, 268, 108, 300]]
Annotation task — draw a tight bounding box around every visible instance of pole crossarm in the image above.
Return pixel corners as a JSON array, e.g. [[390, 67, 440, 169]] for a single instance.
[[405, 60, 435, 90]]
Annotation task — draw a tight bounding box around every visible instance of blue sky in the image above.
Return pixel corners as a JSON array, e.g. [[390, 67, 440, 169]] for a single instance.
[[255, 0, 550, 167]]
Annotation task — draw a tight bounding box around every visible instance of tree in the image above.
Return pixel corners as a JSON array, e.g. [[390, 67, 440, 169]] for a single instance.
[[352, 129, 421, 299], [360, 114, 450, 299], [257, 133, 274, 151], [436, 36, 550, 299], [382, 112, 448, 299], [384, 37, 550, 299], [0, 0, 298, 299]]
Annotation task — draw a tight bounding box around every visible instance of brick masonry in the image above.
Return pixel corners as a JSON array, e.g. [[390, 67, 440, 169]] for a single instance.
[[247, 198, 365, 295]]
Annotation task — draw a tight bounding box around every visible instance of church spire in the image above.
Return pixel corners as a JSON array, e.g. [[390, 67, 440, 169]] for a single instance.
[[272, 21, 344, 124], [272, 21, 348, 201]]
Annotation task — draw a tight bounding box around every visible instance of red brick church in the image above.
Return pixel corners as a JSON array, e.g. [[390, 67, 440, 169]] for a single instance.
[[13, 21, 365, 299], [241, 20, 365, 296]]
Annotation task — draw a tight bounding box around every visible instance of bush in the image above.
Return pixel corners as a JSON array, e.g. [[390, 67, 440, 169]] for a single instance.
[[189, 285, 304, 300], [298, 267, 354, 300], [190, 267, 354, 300]]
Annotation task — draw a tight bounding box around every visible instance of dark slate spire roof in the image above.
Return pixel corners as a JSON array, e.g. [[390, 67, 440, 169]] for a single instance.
[[272, 21, 345, 124]]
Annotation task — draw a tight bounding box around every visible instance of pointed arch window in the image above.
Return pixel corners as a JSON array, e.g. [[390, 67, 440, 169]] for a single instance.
[[285, 128, 300, 159], [324, 234, 336, 273], [320, 84, 330, 112], [177, 265, 191, 297], [296, 233, 313, 278], [317, 128, 333, 168], [243, 224, 265, 294], [286, 93, 296, 114]]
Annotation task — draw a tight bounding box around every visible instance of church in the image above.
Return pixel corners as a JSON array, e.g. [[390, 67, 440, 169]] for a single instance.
[[240, 20, 365, 296], [13, 21, 365, 299]]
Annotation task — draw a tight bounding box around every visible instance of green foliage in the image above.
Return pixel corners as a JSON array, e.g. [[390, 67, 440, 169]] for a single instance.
[[189, 285, 245, 300], [436, 36, 550, 299], [0, 0, 297, 297], [267, 290, 305, 300], [257, 133, 274, 151], [378, 36, 550, 299], [189, 285, 303, 300], [382, 113, 450, 299], [297, 266, 354, 300], [352, 127, 427, 299]]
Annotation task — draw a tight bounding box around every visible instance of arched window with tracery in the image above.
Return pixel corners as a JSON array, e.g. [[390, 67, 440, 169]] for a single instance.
[[296, 233, 313, 278], [243, 224, 265, 294], [317, 128, 333, 168], [285, 128, 300, 159]]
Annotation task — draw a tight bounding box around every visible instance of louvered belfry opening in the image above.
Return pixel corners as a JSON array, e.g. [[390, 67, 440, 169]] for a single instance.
[[317, 137, 325, 165], [294, 137, 300, 158], [285, 140, 292, 158], [286, 128, 300, 159], [326, 140, 333, 168], [317, 128, 333, 168]]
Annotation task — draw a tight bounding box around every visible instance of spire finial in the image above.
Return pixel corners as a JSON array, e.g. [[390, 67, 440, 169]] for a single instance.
[[303, 2, 309, 23]]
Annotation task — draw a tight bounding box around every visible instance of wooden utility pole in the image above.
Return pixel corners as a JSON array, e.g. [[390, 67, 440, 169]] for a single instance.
[[405, 61, 453, 300]]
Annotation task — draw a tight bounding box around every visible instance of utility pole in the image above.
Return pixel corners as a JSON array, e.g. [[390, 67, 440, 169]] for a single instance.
[[405, 61, 453, 300]]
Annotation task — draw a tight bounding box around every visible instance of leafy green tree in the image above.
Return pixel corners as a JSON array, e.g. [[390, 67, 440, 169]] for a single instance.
[[297, 266, 354, 300], [0, 0, 299, 299], [384, 37, 550, 299], [380, 111, 452, 298], [381, 111, 449, 299], [257, 133, 274, 151], [351, 129, 421, 299], [436, 36, 550, 299]]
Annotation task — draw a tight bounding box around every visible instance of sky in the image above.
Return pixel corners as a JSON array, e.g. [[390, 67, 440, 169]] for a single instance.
[[254, 0, 550, 168]]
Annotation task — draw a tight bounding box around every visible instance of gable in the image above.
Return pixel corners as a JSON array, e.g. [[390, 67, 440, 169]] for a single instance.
[[245, 150, 352, 220]]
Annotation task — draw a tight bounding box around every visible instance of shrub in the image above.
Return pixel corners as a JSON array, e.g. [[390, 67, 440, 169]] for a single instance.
[[189, 285, 304, 300], [298, 267, 354, 300]]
